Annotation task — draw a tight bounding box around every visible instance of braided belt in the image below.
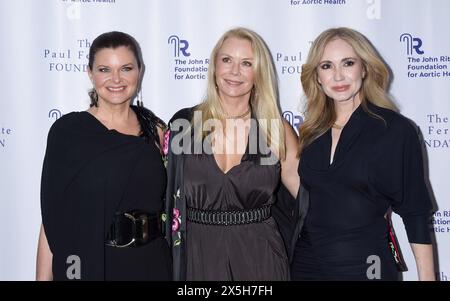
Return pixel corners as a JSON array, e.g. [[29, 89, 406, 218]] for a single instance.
[[187, 205, 271, 226]]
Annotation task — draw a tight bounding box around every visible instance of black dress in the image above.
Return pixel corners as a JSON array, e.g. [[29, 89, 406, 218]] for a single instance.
[[183, 132, 290, 280], [41, 107, 171, 280], [291, 103, 432, 281]]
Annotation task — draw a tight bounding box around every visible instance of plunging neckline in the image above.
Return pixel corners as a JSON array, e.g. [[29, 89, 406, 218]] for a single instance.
[[329, 127, 342, 166], [209, 117, 253, 175], [328, 104, 363, 168], [211, 134, 250, 175]]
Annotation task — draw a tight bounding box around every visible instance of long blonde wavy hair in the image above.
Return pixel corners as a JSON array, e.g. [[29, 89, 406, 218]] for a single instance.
[[298, 27, 398, 158], [194, 27, 285, 159]]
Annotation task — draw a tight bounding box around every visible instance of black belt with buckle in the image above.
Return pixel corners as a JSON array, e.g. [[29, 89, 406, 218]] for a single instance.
[[105, 210, 162, 248], [187, 205, 272, 226]]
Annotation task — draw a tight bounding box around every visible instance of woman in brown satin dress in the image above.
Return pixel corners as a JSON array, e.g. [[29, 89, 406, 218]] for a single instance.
[[165, 27, 300, 281]]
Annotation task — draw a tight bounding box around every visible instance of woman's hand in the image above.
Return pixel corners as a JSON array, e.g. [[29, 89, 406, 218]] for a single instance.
[[410, 243, 436, 281]]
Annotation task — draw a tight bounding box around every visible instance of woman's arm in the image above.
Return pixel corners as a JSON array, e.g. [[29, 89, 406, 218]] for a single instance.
[[36, 223, 53, 281], [280, 119, 300, 199], [410, 243, 435, 281]]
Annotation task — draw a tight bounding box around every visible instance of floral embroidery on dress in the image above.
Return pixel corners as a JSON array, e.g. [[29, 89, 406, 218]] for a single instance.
[[163, 130, 170, 156], [172, 208, 181, 232], [172, 188, 182, 246], [161, 129, 170, 167]]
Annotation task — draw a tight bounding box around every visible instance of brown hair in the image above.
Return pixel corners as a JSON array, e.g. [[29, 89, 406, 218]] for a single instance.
[[87, 31, 143, 107], [298, 27, 398, 158]]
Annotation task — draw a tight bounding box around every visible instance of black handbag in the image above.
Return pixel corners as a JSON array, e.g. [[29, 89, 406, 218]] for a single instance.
[[387, 217, 408, 271]]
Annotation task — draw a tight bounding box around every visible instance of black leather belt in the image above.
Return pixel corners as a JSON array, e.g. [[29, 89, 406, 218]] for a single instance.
[[187, 205, 271, 226], [105, 210, 162, 248]]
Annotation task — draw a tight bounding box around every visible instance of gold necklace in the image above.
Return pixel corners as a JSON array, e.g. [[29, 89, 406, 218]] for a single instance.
[[332, 123, 344, 130], [224, 107, 251, 119]]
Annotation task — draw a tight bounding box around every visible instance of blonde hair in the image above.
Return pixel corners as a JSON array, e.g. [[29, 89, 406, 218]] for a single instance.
[[194, 27, 285, 159], [298, 27, 398, 158]]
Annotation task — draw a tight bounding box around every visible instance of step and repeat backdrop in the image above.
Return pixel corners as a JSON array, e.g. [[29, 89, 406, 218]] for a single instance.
[[0, 0, 449, 280]]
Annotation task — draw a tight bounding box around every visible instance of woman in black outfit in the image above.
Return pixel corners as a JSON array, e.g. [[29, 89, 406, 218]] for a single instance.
[[36, 31, 171, 280], [291, 27, 435, 280]]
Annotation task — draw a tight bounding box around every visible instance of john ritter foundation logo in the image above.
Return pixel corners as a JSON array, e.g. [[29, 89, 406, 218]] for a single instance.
[[283, 111, 303, 134], [432, 210, 450, 234], [168, 35, 191, 58], [400, 33, 450, 78], [167, 34, 208, 81], [48, 109, 62, 121]]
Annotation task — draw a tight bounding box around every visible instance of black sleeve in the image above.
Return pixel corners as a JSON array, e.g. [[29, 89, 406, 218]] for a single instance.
[[371, 119, 433, 244], [272, 183, 298, 259], [40, 118, 67, 253]]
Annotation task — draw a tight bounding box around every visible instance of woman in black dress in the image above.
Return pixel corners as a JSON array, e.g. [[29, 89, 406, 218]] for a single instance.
[[36, 31, 171, 280], [291, 27, 435, 280], [165, 27, 300, 280]]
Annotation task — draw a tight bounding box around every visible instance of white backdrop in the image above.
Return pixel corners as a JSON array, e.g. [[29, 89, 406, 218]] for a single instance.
[[0, 0, 449, 281]]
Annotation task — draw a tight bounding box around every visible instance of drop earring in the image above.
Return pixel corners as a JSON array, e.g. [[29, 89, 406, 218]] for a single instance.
[[89, 88, 99, 107], [137, 90, 143, 107]]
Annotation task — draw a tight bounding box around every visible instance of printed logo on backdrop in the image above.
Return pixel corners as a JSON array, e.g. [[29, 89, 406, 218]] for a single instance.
[[425, 113, 449, 149], [400, 33, 450, 78], [438, 271, 449, 281], [0, 124, 13, 149], [49, 109, 62, 121], [400, 33, 424, 55], [289, 0, 377, 19], [168, 35, 208, 80], [168, 35, 191, 58], [276, 52, 303, 76], [43, 38, 91, 72], [282, 111, 303, 134], [289, 0, 346, 6], [432, 210, 450, 234], [432, 210, 449, 282], [60, 0, 118, 20]]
